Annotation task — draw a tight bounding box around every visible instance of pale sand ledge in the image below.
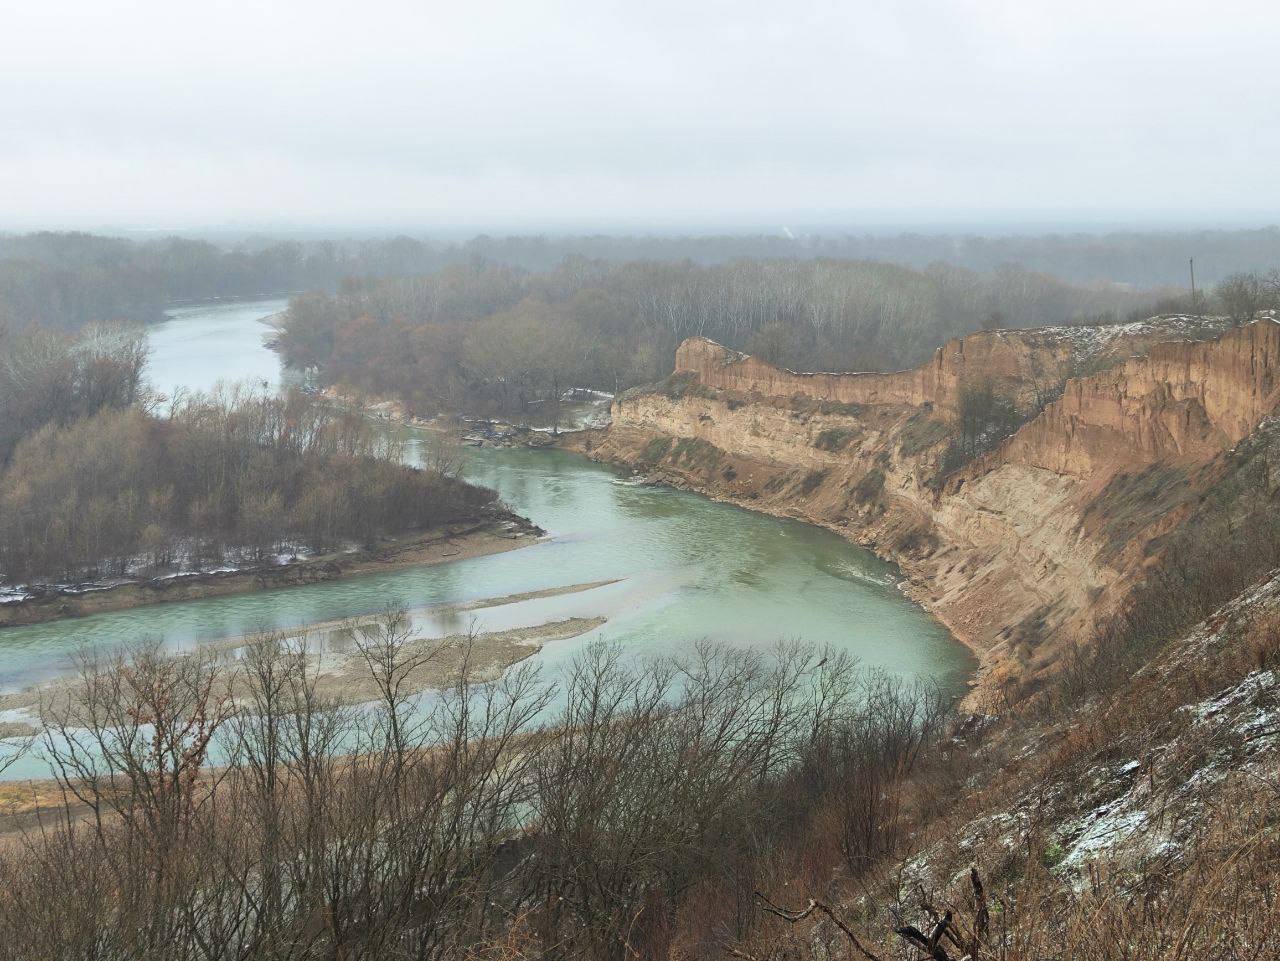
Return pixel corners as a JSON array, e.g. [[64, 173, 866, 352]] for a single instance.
[[240, 577, 623, 646], [0, 578, 622, 734], [0, 612, 606, 832], [0, 614, 608, 730]]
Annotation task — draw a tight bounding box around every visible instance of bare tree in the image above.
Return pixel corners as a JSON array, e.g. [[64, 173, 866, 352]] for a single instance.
[[1215, 271, 1265, 327]]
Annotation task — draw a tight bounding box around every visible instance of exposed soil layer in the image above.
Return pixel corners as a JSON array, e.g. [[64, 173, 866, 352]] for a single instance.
[[567, 317, 1280, 703]]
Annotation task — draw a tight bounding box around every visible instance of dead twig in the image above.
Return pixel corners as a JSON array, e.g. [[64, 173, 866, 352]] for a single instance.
[[754, 891, 885, 961]]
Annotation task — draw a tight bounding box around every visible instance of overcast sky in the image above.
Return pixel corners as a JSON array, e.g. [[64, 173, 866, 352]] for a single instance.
[[3, 0, 1278, 232]]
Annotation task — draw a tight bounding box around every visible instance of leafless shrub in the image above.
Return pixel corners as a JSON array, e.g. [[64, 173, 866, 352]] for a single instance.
[[0, 631, 954, 961]]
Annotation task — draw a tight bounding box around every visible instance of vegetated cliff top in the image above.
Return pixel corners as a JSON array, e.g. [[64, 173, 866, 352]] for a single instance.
[[665, 313, 1280, 488], [672, 312, 1245, 418], [927, 568, 1280, 882], [830, 560, 1280, 958]]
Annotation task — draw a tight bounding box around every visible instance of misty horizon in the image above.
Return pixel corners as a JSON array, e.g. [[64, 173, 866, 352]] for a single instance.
[[13, 214, 1280, 241], [5, 0, 1279, 230]]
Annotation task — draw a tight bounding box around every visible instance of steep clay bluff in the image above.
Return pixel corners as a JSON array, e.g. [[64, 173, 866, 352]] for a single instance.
[[672, 331, 1067, 416], [672, 314, 1232, 417], [573, 316, 1280, 700], [995, 320, 1280, 475]]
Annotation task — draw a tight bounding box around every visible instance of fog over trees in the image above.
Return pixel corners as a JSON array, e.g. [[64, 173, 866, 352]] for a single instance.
[[7, 227, 1280, 334], [0, 319, 149, 462], [4, 233, 1279, 584]]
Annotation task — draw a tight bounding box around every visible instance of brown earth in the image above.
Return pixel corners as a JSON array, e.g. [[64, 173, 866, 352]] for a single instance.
[[568, 317, 1280, 703]]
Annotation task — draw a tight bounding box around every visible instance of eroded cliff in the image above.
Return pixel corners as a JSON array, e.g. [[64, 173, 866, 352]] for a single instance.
[[572, 316, 1280, 700]]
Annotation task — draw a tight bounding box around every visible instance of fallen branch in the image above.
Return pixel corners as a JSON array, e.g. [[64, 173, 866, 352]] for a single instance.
[[754, 891, 884, 961], [895, 911, 952, 961]]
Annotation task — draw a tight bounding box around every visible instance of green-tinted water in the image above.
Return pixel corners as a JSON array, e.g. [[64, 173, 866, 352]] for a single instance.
[[0, 299, 972, 739]]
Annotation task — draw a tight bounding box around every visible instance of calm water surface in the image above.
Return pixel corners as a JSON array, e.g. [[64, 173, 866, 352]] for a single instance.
[[0, 300, 972, 759]]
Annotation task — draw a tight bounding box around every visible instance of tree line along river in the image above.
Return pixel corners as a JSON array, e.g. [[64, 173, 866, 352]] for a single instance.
[[0, 298, 972, 776]]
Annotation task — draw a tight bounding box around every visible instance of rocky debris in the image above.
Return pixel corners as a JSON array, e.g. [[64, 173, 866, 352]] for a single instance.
[[462, 419, 562, 448]]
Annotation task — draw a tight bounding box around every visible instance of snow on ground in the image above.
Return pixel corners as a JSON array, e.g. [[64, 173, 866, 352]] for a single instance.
[[1043, 314, 1232, 364], [895, 570, 1280, 895], [0, 541, 332, 602], [1060, 806, 1149, 872], [1046, 577, 1280, 876], [0, 708, 37, 728], [563, 388, 614, 401]]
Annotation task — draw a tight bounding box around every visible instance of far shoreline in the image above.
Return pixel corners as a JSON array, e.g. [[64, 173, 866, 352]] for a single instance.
[[0, 507, 544, 630]]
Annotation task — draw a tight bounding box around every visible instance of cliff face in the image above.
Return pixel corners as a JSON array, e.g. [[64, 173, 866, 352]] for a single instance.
[[578, 317, 1280, 700], [673, 330, 1073, 417], [673, 314, 1235, 420], [991, 321, 1280, 477]]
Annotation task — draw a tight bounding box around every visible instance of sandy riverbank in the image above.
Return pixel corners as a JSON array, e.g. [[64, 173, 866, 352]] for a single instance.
[[0, 611, 607, 732], [0, 577, 620, 836], [0, 578, 620, 730]]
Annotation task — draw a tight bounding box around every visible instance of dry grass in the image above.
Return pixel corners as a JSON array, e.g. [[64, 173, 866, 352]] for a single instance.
[[722, 572, 1280, 961]]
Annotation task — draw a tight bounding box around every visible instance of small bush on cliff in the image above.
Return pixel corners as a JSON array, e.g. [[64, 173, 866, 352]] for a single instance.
[[671, 437, 723, 470], [814, 427, 858, 452], [930, 378, 1029, 487], [894, 524, 940, 557], [957, 378, 1023, 458], [796, 469, 829, 495], [930, 440, 972, 490], [851, 468, 886, 504], [655, 370, 717, 401], [897, 412, 951, 457], [790, 394, 866, 418], [640, 436, 673, 465]]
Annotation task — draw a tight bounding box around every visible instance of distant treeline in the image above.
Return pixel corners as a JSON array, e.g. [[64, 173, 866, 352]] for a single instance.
[[277, 258, 1171, 420], [4, 227, 1280, 332], [364, 226, 1280, 286], [0, 325, 494, 584], [0, 232, 366, 331]]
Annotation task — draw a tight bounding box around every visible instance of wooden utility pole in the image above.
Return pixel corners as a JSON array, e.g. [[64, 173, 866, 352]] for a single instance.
[[1189, 258, 1199, 318]]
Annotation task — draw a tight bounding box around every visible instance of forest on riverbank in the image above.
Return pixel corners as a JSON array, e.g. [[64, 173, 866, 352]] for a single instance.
[[7, 228, 1280, 336], [0, 323, 497, 585], [276, 257, 1180, 420]]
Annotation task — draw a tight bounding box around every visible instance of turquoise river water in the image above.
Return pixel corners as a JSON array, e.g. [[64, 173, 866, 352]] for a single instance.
[[0, 299, 972, 775]]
